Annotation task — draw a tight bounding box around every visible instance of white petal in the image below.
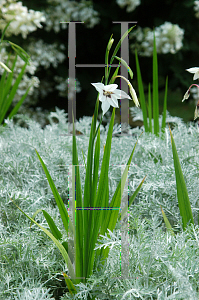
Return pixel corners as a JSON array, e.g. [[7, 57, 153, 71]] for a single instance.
[[193, 72, 199, 80], [101, 101, 110, 115], [103, 84, 118, 92], [186, 67, 199, 74], [108, 94, 119, 107], [114, 89, 131, 99], [99, 94, 106, 102], [91, 82, 104, 93]]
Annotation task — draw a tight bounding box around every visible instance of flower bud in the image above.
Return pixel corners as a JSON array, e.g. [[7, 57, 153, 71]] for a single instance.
[[0, 61, 12, 73], [108, 38, 114, 52], [182, 88, 190, 102]]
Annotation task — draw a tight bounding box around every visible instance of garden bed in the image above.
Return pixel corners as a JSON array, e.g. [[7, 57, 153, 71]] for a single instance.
[[0, 108, 199, 299]]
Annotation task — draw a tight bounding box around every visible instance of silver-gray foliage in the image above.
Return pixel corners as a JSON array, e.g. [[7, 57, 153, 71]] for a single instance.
[[1, 107, 199, 299]]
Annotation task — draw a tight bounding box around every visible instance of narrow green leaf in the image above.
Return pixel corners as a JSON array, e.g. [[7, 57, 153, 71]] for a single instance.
[[153, 32, 159, 136], [119, 175, 147, 221], [71, 109, 84, 283], [168, 126, 194, 230], [148, 83, 152, 133], [10, 196, 76, 281], [83, 96, 99, 208], [35, 149, 75, 236], [161, 76, 168, 134], [135, 49, 149, 132], [110, 25, 136, 65], [94, 132, 145, 268], [86, 108, 116, 280], [109, 63, 121, 84], [10, 45, 29, 64], [0, 53, 14, 113], [0, 20, 14, 44], [160, 205, 175, 236], [81, 149, 86, 171], [92, 128, 100, 201], [107, 25, 136, 82], [105, 34, 113, 85], [42, 210, 62, 240], [81, 92, 101, 282], [112, 56, 133, 79], [0, 62, 28, 124], [5, 83, 33, 124], [8, 41, 30, 64], [30, 209, 43, 228], [62, 272, 77, 295], [0, 69, 7, 113], [30, 209, 68, 251], [2, 54, 17, 100]]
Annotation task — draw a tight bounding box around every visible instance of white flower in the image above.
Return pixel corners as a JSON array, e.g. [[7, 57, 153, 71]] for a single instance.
[[0, 1, 46, 38], [91, 82, 132, 115], [44, 0, 100, 32], [116, 0, 141, 13], [130, 22, 184, 56], [186, 67, 199, 80], [194, 1, 199, 18]]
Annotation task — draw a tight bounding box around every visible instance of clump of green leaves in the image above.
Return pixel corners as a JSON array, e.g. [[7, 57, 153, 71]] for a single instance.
[[0, 20, 32, 127]]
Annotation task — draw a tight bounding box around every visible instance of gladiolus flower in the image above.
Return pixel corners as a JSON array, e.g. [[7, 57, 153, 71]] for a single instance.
[[91, 82, 133, 115], [186, 67, 199, 80]]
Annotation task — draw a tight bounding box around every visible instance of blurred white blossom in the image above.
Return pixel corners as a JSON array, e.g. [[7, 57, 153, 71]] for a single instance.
[[194, 1, 199, 18], [17, 75, 40, 95], [116, 0, 141, 12], [0, 46, 36, 76], [0, 0, 46, 38], [130, 22, 184, 56], [0, 46, 40, 108], [26, 40, 66, 69], [44, 0, 100, 33], [54, 76, 82, 98]]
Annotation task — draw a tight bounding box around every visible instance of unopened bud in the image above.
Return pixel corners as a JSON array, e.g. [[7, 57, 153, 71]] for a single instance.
[[0, 61, 12, 73], [182, 88, 190, 102], [194, 100, 199, 120], [108, 38, 114, 52], [112, 75, 140, 107]]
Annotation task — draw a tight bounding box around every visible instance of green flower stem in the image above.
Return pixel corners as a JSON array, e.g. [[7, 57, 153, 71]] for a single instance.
[[92, 113, 103, 142]]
